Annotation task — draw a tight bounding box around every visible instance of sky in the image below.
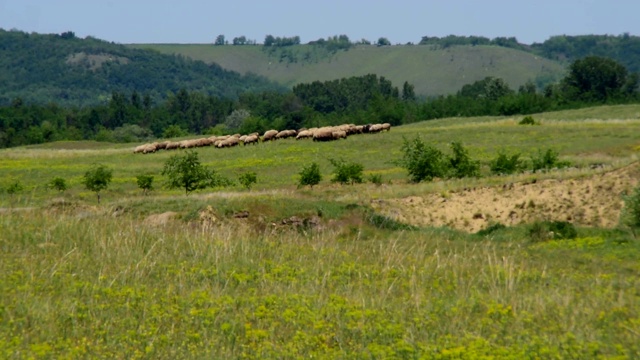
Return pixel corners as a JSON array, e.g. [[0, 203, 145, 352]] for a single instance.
[[1, 0, 639, 45]]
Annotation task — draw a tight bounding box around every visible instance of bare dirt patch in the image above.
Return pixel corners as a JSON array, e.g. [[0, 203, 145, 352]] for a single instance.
[[373, 163, 640, 233]]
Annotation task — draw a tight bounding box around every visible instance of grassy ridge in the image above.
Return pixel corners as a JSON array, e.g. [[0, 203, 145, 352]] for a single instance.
[[2, 104, 640, 208], [132, 44, 566, 96]]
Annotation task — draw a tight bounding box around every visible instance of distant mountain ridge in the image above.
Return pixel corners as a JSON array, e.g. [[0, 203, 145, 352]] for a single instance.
[[0, 29, 285, 106]]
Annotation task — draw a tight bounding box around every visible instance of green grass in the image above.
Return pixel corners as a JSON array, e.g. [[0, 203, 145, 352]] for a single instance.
[[1, 105, 640, 357], [131, 43, 566, 96], [2, 104, 640, 208]]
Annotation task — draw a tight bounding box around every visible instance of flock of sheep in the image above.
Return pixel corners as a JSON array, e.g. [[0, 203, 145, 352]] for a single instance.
[[133, 123, 392, 154]]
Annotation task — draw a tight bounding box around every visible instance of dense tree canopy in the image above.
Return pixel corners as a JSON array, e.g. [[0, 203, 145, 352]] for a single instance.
[[0, 29, 284, 106], [561, 56, 638, 102]]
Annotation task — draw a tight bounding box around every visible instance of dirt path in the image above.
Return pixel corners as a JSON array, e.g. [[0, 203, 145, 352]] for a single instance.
[[373, 163, 640, 233]]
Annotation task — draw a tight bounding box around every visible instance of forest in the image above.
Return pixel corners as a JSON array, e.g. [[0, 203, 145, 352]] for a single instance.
[[0, 29, 285, 107]]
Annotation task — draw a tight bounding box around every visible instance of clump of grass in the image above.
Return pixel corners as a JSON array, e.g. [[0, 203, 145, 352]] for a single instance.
[[529, 220, 578, 242], [476, 222, 507, 236]]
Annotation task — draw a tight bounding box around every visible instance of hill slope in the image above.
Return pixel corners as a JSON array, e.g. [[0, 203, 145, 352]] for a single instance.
[[0, 29, 285, 106], [132, 43, 566, 96]]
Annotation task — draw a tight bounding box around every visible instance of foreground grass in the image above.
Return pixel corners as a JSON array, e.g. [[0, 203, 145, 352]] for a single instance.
[[1, 210, 638, 358]]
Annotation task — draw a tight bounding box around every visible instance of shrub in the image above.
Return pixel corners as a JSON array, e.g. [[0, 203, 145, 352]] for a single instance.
[[136, 174, 154, 195], [49, 177, 67, 192], [238, 172, 257, 190], [6, 180, 24, 196], [490, 151, 525, 175], [162, 124, 188, 139], [519, 116, 537, 125], [298, 163, 322, 188], [531, 148, 570, 172], [620, 186, 640, 237], [476, 222, 507, 236], [162, 151, 229, 195], [83, 164, 112, 203], [112, 124, 154, 143], [366, 211, 416, 231], [368, 174, 383, 186], [329, 158, 364, 185], [448, 142, 480, 178], [529, 220, 577, 242], [398, 136, 448, 182]]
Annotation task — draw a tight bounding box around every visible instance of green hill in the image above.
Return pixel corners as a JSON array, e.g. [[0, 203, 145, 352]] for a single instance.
[[0, 29, 285, 106], [131, 43, 566, 97]]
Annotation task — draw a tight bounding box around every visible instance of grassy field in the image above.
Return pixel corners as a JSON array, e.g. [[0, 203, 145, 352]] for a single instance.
[[131, 43, 566, 97], [1, 105, 640, 358]]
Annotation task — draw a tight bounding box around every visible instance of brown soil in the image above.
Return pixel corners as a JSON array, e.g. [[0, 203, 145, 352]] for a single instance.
[[372, 163, 640, 233]]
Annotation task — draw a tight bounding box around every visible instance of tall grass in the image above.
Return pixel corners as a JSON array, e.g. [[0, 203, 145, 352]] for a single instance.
[[1, 210, 638, 358]]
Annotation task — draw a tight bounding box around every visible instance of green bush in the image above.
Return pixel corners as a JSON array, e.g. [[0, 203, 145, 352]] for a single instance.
[[529, 220, 577, 242], [490, 151, 525, 175], [136, 174, 154, 195], [329, 158, 364, 185], [519, 116, 537, 125], [368, 174, 383, 186], [49, 177, 67, 192], [6, 180, 24, 196], [238, 172, 258, 190], [162, 151, 230, 195], [398, 136, 448, 182], [162, 125, 188, 139], [476, 222, 507, 236], [531, 148, 570, 172], [83, 164, 112, 203], [298, 163, 322, 188], [448, 142, 480, 178]]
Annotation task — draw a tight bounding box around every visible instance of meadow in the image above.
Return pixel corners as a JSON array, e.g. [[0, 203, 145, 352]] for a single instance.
[[1, 105, 640, 358]]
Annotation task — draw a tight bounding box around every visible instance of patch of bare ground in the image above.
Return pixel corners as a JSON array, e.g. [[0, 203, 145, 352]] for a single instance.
[[373, 163, 640, 233]]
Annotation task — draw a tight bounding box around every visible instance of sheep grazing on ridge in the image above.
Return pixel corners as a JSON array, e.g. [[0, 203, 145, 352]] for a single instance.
[[381, 123, 391, 131], [217, 137, 240, 148], [332, 130, 347, 140], [262, 129, 278, 142], [296, 130, 313, 140], [313, 127, 335, 142], [243, 134, 259, 145]]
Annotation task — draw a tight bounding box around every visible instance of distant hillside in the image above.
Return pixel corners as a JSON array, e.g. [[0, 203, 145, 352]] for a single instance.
[[0, 29, 285, 106], [131, 43, 566, 97], [530, 34, 640, 73]]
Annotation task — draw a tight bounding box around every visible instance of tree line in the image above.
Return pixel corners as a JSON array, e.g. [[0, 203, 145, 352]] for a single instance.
[[0, 56, 638, 149]]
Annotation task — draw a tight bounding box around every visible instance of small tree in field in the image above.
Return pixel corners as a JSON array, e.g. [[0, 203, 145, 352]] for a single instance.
[[448, 142, 480, 178], [329, 158, 364, 185], [238, 172, 257, 190], [49, 177, 67, 192], [162, 150, 229, 195], [298, 163, 322, 188], [83, 164, 112, 203], [136, 174, 154, 195], [398, 136, 448, 182]]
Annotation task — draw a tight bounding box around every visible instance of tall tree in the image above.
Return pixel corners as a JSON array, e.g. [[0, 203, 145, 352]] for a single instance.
[[562, 56, 635, 102], [214, 34, 225, 45]]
